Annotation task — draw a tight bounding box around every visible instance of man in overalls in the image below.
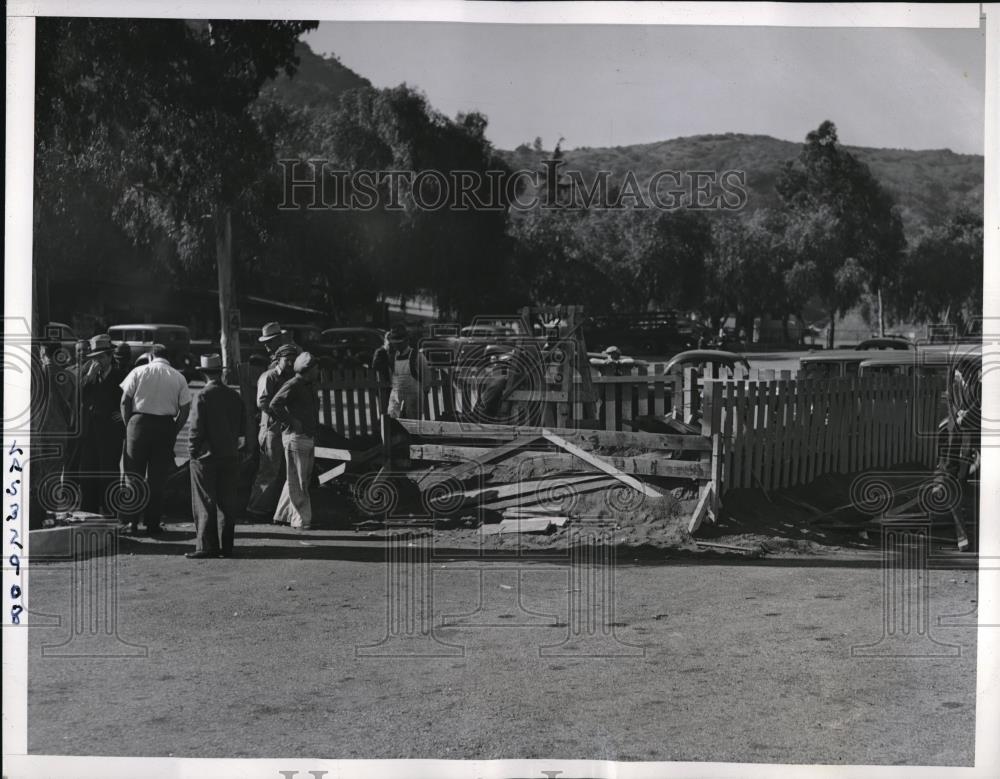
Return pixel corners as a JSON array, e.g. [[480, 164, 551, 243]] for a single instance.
[[372, 324, 428, 420]]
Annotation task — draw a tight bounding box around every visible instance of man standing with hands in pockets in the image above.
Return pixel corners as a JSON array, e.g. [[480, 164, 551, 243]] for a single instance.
[[186, 355, 245, 559], [268, 352, 320, 530], [245, 342, 299, 522]]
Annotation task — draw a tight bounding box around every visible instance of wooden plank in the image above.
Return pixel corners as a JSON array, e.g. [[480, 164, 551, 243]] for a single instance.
[[408, 446, 711, 479], [480, 517, 567, 535], [732, 381, 747, 490], [317, 462, 347, 485], [541, 430, 663, 498], [480, 478, 619, 511], [320, 385, 333, 429], [333, 374, 347, 433], [761, 381, 775, 492], [785, 379, 799, 488], [621, 380, 634, 433], [688, 484, 715, 534], [707, 381, 724, 509], [754, 382, 767, 490], [653, 365, 667, 417], [721, 381, 735, 494], [314, 446, 353, 461], [606, 381, 619, 432], [423, 435, 545, 487], [590, 375, 675, 385], [346, 376, 359, 438], [440, 474, 609, 504], [774, 379, 788, 489], [742, 382, 756, 489], [396, 418, 713, 452], [802, 379, 816, 484]]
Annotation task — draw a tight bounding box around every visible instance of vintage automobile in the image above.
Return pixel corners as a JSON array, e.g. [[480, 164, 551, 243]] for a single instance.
[[107, 323, 195, 375], [856, 336, 913, 350], [321, 326, 386, 368], [799, 338, 914, 379], [664, 349, 751, 377]]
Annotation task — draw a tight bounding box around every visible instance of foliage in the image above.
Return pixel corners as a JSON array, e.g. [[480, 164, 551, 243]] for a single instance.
[[34, 18, 317, 292], [888, 211, 983, 331], [776, 121, 906, 344]]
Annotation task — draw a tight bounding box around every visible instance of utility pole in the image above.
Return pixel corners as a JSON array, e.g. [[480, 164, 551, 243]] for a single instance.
[[215, 206, 239, 384]]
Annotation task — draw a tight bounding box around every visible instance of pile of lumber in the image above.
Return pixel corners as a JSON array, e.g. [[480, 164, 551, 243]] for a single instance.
[[373, 418, 713, 532]]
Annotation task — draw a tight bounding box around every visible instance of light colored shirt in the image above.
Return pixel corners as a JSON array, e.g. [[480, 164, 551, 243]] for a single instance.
[[119, 358, 191, 417]]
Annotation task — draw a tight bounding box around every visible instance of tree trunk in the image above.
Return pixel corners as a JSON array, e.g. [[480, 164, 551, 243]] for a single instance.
[[827, 309, 836, 350], [215, 206, 238, 384], [877, 288, 885, 337]]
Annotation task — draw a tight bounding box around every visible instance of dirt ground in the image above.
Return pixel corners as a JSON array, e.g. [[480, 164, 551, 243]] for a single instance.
[[26, 509, 979, 764]]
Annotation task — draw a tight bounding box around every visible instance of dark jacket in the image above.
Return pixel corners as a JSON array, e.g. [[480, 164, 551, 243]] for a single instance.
[[268, 374, 320, 437], [188, 379, 245, 460]]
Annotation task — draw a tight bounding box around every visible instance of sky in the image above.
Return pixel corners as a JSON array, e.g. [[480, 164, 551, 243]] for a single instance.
[[303, 22, 985, 154]]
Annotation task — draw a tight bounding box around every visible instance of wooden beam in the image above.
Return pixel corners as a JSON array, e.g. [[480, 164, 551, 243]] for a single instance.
[[688, 484, 715, 534], [541, 430, 662, 498], [409, 446, 711, 480], [480, 478, 619, 511], [422, 435, 544, 488], [432, 473, 609, 504], [314, 446, 353, 461], [318, 463, 347, 485], [396, 418, 712, 452]]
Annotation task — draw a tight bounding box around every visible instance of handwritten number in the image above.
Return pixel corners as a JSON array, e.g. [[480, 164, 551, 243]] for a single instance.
[[8, 442, 22, 456], [9, 554, 20, 576], [10, 605, 22, 625], [10, 584, 20, 599]]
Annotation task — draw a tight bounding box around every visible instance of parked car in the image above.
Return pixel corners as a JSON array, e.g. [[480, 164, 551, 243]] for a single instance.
[[321, 327, 386, 368], [107, 324, 195, 376], [586, 312, 700, 355], [454, 324, 524, 368], [856, 336, 913, 351], [800, 338, 915, 379], [664, 349, 751, 376]]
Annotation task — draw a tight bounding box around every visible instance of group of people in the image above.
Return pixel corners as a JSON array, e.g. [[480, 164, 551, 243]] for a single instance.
[[187, 322, 322, 558], [32, 335, 134, 526], [32, 318, 507, 555]]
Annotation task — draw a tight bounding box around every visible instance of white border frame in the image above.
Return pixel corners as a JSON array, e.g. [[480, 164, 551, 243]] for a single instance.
[[4, 3, 996, 778]]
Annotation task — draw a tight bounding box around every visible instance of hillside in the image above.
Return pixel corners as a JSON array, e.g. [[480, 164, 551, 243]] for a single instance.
[[266, 41, 983, 239], [501, 134, 982, 237], [259, 41, 371, 108]]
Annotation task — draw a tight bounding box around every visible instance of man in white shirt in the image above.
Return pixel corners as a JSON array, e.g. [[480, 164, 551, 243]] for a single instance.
[[118, 344, 191, 535]]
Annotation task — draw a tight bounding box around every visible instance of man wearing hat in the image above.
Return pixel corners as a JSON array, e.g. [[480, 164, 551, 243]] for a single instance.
[[118, 343, 192, 535], [245, 341, 299, 522], [77, 335, 124, 512], [29, 339, 74, 527], [371, 324, 428, 419], [258, 321, 297, 365], [268, 352, 320, 529], [186, 355, 245, 558]]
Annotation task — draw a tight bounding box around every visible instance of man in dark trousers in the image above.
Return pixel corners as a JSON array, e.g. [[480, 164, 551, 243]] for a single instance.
[[186, 355, 245, 559], [118, 343, 191, 535], [78, 334, 123, 513], [245, 342, 299, 522]]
